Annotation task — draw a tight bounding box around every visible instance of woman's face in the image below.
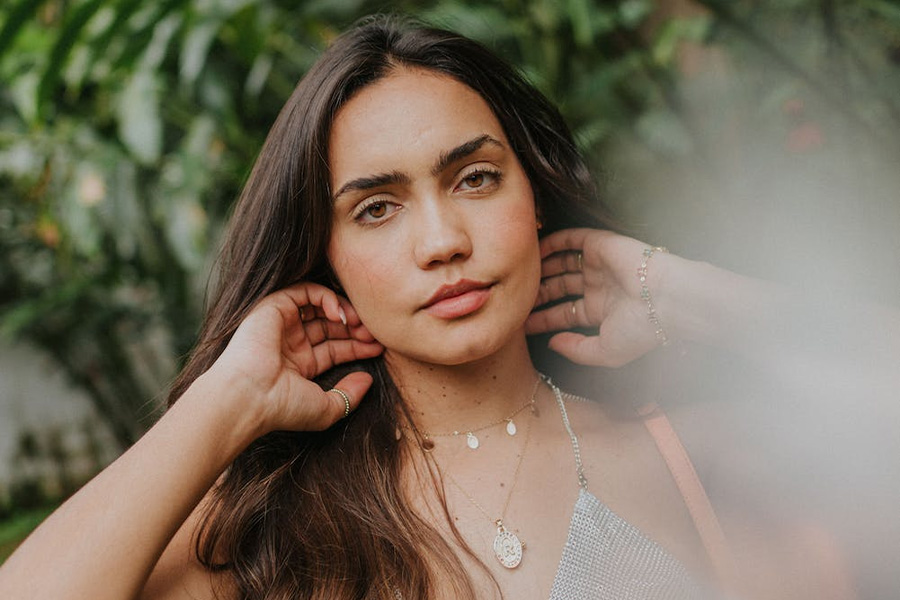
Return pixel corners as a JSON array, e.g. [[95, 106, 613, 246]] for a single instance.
[[327, 67, 541, 365]]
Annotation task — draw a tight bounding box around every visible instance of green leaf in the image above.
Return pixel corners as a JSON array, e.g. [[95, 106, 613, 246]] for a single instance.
[[0, 0, 43, 61], [618, 0, 653, 29], [91, 0, 144, 52], [179, 19, 219, 86], [566, 0, 593, 47], [37, 0, 106, 116], [117, 69, 162, 164], [651, 16, 710, 66], [111, 0, 189, 73], [862, 0, 900, 23]]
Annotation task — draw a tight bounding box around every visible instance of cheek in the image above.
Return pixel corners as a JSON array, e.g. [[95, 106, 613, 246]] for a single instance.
[[329, 245, 405, 328]]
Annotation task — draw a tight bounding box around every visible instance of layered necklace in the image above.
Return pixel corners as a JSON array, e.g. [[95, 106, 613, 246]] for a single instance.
[[409, 375, 542, 569], [410, 377, 540, 451]]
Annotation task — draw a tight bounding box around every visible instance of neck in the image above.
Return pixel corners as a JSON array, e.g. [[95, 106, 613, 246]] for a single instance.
[[385, 332, 538, 434]]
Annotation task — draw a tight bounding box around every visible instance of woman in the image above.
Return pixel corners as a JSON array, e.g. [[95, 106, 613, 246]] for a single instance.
[[0, 15, 885, 600]]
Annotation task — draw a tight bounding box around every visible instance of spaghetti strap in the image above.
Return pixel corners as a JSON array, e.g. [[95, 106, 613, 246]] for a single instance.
[[638, 402, 739, 594], [545, 375, 588, 490]]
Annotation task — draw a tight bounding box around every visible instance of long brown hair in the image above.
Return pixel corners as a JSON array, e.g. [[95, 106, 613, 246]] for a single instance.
[[167, 15, 615, 599]]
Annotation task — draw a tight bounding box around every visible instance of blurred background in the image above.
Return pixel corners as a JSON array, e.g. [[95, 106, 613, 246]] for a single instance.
[[1, 0, 898, 592]]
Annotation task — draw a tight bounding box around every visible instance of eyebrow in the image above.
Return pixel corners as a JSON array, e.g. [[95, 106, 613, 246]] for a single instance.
[[431, 134, 504, 177], [332, 170, 411, 202], [332, 134, 505, 202]]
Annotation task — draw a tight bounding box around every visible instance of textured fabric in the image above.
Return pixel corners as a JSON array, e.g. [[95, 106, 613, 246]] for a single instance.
[[548, 488, 714, 599], [547, 390, 716, 599]]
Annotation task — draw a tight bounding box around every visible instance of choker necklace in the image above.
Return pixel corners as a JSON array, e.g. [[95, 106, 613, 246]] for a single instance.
[[410, 376, 541, 451], [442, 392, 535, 569]]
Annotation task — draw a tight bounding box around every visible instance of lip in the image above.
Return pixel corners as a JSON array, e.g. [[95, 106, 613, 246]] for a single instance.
[[422, 279, 493, 318]]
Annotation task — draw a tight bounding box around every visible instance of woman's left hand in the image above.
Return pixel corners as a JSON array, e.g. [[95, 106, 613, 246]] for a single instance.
[[526, 228, 671, 367]]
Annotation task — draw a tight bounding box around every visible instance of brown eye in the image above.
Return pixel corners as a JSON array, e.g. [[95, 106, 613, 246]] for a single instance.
[[464, 173, 485, 187], [366, 202, 387, 218]]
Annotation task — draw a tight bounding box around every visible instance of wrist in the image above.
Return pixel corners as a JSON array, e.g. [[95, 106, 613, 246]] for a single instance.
[[182, 368, 269, 453], [654, 253, 751, 348], [648, 252, 714, 347]]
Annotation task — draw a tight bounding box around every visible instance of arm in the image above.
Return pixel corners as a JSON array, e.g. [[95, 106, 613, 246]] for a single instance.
[[527, 229, 900, 394], [0, 283, 383, 599]]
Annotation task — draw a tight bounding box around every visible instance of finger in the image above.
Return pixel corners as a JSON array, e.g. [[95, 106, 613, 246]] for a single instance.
[[535, 274, 584, 307], [312, 338, 384, 373], [538, 228, 593, 259], [525, 299, 585, 334], [548, 331, 643, 369], [298, 305, 327, 322], [540, 251, 585, 279], [311, 371, 375, 430], [276, 283, 345, 325], [348, 322, 378, 343], [298, 297, 376, 342], [336, 297, 379, 343], [298, 318, 354, 346], [547, 332, 610, 367]]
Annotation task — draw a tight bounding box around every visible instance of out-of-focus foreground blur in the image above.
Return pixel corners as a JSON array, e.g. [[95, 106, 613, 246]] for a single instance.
[[1, 0, 898, 593]]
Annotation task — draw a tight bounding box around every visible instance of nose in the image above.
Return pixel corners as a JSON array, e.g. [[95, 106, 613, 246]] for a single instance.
[[412, 197, 473, 269]]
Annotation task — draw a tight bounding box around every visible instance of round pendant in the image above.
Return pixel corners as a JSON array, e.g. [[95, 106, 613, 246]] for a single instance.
[[492, 525, 523, 569], [506, 420, 517, 436], [466, 432, 479, 449]]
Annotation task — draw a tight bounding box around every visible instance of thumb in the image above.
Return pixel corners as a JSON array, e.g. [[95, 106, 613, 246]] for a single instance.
[[548, 332, 620, 368], [313, 371, 374, 430]]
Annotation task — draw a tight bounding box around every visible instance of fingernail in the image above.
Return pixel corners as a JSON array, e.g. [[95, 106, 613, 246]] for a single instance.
[[338, 306, 347, 326]]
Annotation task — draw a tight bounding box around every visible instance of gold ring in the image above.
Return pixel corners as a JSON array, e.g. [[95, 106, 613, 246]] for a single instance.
[[298, 306, 306, 321], [329, 388, 351, 418]]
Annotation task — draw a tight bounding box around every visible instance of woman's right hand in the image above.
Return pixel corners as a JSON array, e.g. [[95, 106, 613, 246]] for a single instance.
[[207, 282, 384, 436]]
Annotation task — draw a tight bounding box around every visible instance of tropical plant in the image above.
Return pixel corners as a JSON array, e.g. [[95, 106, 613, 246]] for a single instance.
[[1, 0, 899, 450]]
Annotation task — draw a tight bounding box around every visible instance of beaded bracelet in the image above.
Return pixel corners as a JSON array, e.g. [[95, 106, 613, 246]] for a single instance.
[[638, 246, 670, 346]]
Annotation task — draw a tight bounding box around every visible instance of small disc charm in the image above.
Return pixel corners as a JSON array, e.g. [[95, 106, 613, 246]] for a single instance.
[[506, 419, 517, 436], [492, 522, 523, 569], [466, 432, 479, 449], [421, 437, 435, 451]]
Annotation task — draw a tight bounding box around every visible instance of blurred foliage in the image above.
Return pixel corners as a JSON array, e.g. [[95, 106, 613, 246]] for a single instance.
[[1, 0, 900, 447]]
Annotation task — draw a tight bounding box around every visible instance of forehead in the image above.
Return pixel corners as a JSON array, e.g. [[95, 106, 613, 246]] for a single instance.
[[328, 68, 507, 184]]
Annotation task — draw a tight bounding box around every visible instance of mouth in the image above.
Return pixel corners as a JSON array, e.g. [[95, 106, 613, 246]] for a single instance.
[[422, 279, 494, 319]]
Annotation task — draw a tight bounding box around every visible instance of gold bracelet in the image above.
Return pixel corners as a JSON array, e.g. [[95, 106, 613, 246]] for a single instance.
[[638, 246, 670, 346]]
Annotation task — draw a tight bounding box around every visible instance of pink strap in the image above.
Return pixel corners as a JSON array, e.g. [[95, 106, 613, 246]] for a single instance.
[[638, 403, 738, 593]]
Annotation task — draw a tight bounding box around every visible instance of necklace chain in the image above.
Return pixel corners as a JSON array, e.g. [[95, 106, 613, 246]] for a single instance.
[[410, 376, 540, 438], [435, 375, 543, 569], [443, 406, 533, 525], [403, 376, 541, 451]]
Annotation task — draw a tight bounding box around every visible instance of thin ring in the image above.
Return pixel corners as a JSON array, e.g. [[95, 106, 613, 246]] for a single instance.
[[298, 306, 306, 321], [570, 300, 578, 323], [576, 251, 583, 271], [329, 388, 352, 419]]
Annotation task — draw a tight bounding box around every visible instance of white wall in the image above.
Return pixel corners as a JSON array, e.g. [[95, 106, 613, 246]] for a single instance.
[[0, 341, 119, 500]]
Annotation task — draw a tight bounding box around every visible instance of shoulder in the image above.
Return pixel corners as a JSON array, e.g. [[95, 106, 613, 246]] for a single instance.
[[555, 390, 713, 579], [140, 496, 236, 600]]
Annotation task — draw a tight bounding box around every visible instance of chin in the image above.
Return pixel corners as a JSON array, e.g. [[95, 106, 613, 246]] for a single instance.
[[392, 320, 527, 367]]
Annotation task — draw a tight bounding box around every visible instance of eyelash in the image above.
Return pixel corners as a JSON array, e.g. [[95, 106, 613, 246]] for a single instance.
[[351, 196, 396, 224], [350, 167, 504, 225], [456, 167, 502, 192]]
